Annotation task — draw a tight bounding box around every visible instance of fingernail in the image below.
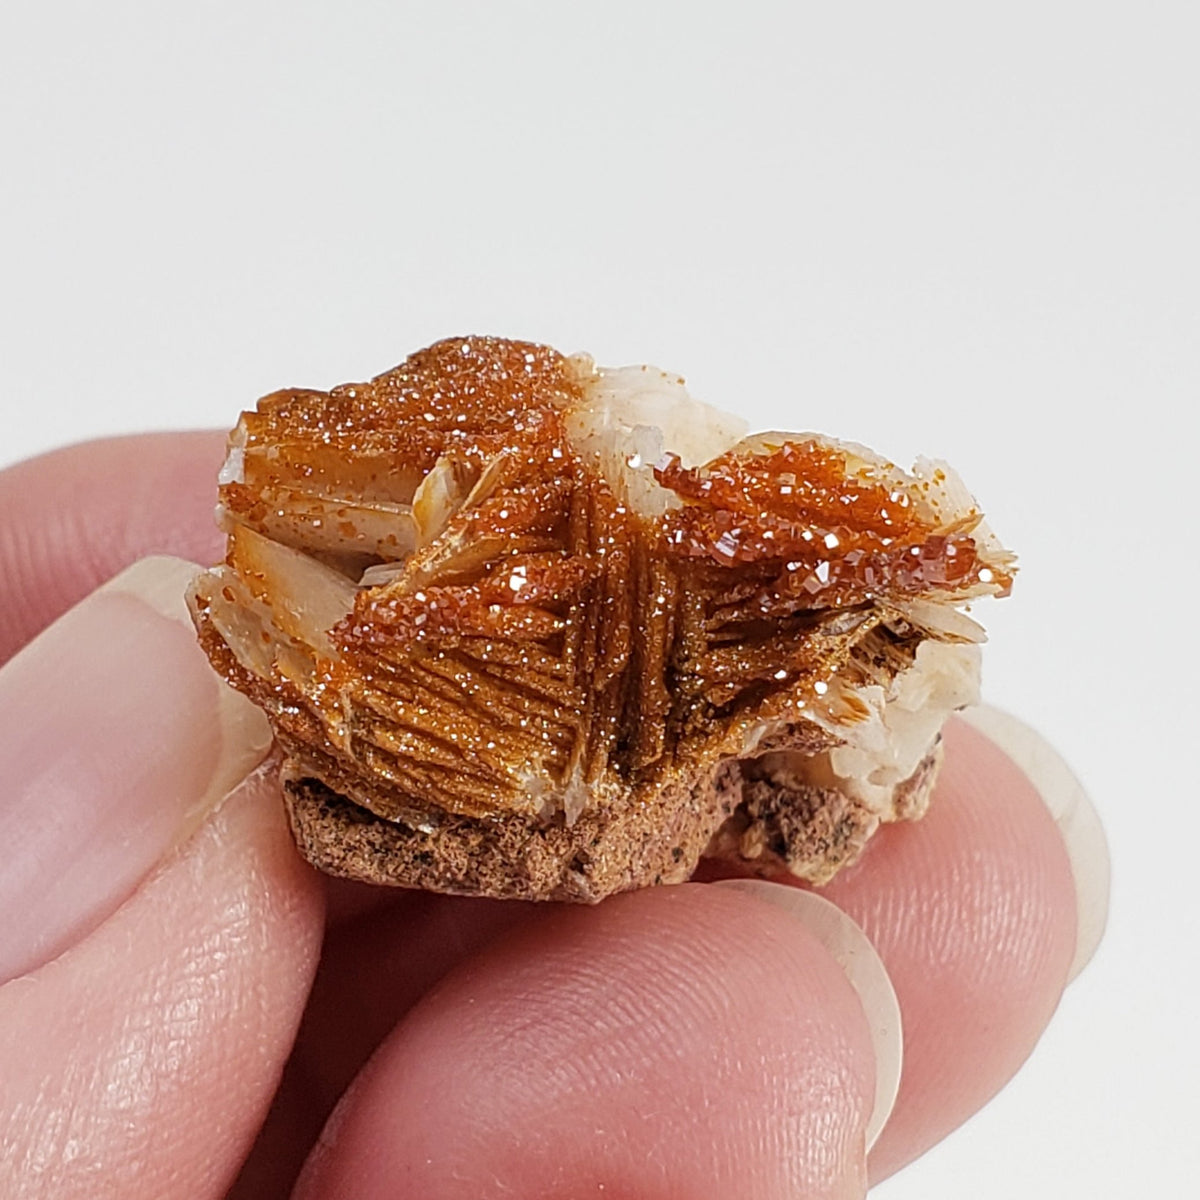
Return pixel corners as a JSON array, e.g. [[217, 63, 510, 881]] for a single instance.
[[715, 878, 902, 1152], [0, 556, 272, 984], [958, 704, 1110, 982]]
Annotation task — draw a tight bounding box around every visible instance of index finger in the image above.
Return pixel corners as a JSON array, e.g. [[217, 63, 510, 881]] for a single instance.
[[0, 431, 226, 664]]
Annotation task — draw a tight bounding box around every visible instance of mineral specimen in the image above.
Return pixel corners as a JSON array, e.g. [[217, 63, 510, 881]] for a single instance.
[[188, 336, 1014, 901]]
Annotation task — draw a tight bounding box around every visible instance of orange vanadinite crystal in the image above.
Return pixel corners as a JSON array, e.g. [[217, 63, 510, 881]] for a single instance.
[[189, 336, 1015, 898], [655, 440, 1010, 613]]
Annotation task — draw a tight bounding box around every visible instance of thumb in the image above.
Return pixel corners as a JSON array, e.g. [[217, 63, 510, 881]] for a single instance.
[[0, 557, 325, 1199]]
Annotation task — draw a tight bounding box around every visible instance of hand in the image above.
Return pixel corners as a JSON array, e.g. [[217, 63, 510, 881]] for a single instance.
[[0, 434, 1108, 1199]]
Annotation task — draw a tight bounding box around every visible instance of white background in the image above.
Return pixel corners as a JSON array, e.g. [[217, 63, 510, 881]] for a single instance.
[[1, 3, 1196, 1195]]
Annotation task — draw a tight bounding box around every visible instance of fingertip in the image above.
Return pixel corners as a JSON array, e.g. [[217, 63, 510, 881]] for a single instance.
[[0, 768, 325, 1199], [0, 431, 228, 663], [818, 716, 1078, 1181], [957, 704, 1110, 981], [716, 880, 902, 1152], [296, 883, 875, 1200], [0, 556, 273, 984]]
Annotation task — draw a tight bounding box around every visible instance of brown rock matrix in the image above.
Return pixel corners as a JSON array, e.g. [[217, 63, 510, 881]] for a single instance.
[[188, 336, 1014, 900]]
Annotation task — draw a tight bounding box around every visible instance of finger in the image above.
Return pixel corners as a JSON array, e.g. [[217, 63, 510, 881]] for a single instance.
[[295, 884, 882, 1200], [0, 769, 324, 1200], [0, 556, 325, 1199], [229, 893, 533, 1200], [958, 704, 1110, 984], [0, 557, 271, 978], [0, 431, 226, 664], [814, 715, 1098, 1183]]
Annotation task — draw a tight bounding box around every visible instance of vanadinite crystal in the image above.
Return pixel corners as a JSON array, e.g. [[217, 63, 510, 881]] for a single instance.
[[189, 336, 1014, 900]]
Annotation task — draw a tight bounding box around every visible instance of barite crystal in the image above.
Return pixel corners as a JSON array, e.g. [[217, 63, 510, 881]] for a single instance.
[[188, 336, 1015, 901]]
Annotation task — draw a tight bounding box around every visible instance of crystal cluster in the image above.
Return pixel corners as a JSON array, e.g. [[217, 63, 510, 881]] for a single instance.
[[189, 336, 1014, 900]]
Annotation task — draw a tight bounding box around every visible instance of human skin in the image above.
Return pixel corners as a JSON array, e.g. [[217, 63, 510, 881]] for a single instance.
[[0, 434, 1091, 1199]]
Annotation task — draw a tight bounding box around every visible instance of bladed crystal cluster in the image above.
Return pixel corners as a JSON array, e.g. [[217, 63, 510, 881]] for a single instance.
[[188, 337, 1014, 901]]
